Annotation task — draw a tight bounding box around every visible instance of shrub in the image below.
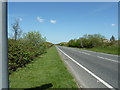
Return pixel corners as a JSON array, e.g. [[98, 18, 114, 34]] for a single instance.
[[8, 32, 48, 74]]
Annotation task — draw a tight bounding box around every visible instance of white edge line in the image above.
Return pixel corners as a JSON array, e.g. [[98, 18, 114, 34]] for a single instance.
[[56, 47, 115, 90]]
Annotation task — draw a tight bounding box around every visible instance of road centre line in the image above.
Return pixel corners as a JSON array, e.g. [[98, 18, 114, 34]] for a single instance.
[[80, 49, 118, 57], [79, 51, 118, 63], [97, 56, 118, 63], [57, 47, 115, 90], [79, 52, 91, 55]]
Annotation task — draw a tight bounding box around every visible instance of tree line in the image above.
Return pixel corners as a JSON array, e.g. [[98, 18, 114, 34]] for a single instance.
[[58, 34, 118, 48], [8, 19, 53, 74]]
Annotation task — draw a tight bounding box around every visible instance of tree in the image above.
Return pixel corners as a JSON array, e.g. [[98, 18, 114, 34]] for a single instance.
[[23, 31, 47, 55], [67, 39, 76, 47], [78, 34, 105, 48], [76, 39, 81, 48], [11, 19, 22, 40], [110, 35, 115, 41], [67, 34, 106, 48], [23, 32, 46, 44]]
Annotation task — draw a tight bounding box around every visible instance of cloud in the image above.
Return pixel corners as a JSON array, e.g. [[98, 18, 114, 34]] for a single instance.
[[50, 20, 56, 24], [111, 24, 116, 27], [37, 16, 44, 23], [18, 17, 22, 21]]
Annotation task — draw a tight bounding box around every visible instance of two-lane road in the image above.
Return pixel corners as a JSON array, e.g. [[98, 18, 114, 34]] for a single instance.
[[56, 46, 119, 89]]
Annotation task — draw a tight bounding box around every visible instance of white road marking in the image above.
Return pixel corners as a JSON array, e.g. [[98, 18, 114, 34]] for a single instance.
[[79, 51, 118, 63], [80, 49, 118, 57], [57, 47, 115, 90], [79, 51, 91, 55], [97, 80, 101, 83], [97, 56, 118, 63], [82, 52, 91, 55]]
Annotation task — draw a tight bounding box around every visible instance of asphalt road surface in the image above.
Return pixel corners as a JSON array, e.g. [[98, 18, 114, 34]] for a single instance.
[[56, 46, 119, 90]]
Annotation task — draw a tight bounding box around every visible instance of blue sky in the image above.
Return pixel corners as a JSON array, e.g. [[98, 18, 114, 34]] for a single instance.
[[8, 2, 118, 44]]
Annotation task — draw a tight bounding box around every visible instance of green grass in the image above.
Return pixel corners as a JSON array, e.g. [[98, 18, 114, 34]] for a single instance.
[[9, 46, 78, 88], [83, 46, 118, 55]]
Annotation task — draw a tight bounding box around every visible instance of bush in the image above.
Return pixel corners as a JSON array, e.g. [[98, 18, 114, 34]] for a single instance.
[[67, 34, 108, 48], [8, 32, 48, 74]]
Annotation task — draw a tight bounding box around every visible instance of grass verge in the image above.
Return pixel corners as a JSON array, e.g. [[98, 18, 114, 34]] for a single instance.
[[9, 46, 78, 88]]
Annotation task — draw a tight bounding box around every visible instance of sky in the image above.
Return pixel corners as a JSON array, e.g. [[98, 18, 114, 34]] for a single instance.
[[8, 2, 118, 44]]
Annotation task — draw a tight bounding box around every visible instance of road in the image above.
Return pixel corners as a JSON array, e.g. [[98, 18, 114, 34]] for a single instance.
[[56, 46, 119, 89]]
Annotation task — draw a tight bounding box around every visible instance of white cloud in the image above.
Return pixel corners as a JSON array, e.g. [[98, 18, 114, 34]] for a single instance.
[[37, 16, 44, 23], [19, 17, 22, 21], [50, 20, 56, 24], [111, 24, 116, 27]]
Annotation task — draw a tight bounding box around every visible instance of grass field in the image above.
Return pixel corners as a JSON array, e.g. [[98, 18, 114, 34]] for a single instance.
[[83, 46, 118, 55], [9, 46, 78, 88]]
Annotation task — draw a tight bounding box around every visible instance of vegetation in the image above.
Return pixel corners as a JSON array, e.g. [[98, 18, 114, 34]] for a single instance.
[[58, 34, 118, 55], [8, 19, 53, 74], [11, 18, 22, 40], [8, 31, 48, 74], [46, 42, 54, 48], [110, 35, 115, 41], [9, 46, 78, 88], [66, 34, 106, 48]]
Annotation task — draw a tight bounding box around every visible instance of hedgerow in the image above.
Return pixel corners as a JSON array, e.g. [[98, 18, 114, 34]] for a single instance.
[[8, 31, 53, 74]]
